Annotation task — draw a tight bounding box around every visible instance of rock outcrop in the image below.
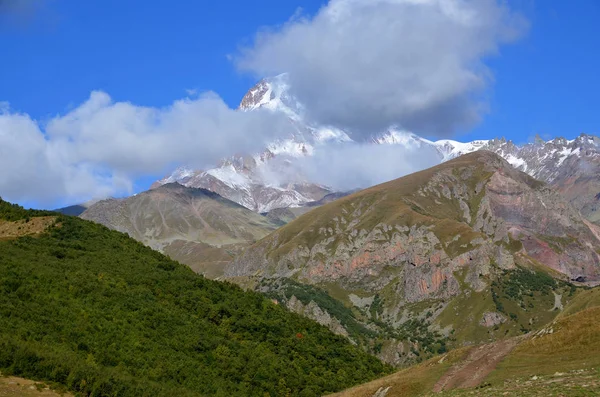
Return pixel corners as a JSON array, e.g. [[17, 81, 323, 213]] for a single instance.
[[480, 312, 507, 328], [226, 152, 600, 364], [286, 296, 349, 337]]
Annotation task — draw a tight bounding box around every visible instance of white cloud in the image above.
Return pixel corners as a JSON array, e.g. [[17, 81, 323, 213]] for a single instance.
[[236, 0, 527, 137], [260, 141, 442, 191], [0, 0, 529, 207], [301, 142, 442, 190], [0, 92, 291, 207]]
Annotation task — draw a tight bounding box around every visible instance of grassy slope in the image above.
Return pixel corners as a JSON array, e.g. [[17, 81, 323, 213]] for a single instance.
[[558, 287, 600, 318], [263, 153, 492, 262], [486, 306, 600, 382], [330, 286, 600, 396], [0, 199, 389, 397], [436, 305, 600, 396], [327, 348, 471, 397]]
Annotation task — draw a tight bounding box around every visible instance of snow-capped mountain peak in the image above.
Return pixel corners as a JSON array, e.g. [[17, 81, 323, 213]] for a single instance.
[[157, 77, 600, 224], [433, 139, 491, 161], [372, 129, 432, 148], [239, 74, 303, 121]]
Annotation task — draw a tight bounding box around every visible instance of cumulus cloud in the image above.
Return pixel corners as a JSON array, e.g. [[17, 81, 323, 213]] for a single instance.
[[236, 0, 527, 137], [300, 143, 441, 190], [1, 0, 530, 207], [0, 92, 291, 207], [261, 141, 442, 191]]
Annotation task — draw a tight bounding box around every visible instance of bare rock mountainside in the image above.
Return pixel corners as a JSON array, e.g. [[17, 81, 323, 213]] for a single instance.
[[460, 134, 600, 226], [226, 151, 600, 365], [81, 183, 279, 277], [154, 75, 600, 227]]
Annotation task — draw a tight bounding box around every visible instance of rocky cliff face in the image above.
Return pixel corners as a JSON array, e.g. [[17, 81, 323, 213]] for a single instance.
[[81, 183, 280, 276], [462, 134, 600, 225], [228, 152, 600, 283], [226, 152, 600, 365]]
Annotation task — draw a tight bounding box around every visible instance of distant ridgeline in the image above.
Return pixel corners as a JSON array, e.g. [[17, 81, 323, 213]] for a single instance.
[[0, 199, 389, 396]]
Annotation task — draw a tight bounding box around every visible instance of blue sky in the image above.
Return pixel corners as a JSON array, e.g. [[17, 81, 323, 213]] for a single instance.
[[0, 1, 322, 119], [2, 1, 598, 142], [465, 0, 600, 143], [0, 0, 599, 208]]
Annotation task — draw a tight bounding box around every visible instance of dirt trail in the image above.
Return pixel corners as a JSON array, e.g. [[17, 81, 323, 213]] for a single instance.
[[0, 375, 71, 396], [433, 337, 523, 392], [0, 216, 57, 239]]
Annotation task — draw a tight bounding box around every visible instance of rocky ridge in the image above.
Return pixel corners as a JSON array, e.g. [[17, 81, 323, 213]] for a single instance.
[[225, 151, 600, 365]]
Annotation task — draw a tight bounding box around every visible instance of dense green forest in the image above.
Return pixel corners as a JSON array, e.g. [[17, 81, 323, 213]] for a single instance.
[[0, 199, 389, 396]]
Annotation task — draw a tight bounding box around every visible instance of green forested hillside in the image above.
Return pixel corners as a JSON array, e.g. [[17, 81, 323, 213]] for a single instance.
[[0, 199, 389, 396]]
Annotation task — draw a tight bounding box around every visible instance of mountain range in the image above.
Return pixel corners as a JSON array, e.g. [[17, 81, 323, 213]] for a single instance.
[[152, 75, 600, 229], [5, 75, 600, 396], [70, 75, 600, 385], [83, 80, 600, 356]]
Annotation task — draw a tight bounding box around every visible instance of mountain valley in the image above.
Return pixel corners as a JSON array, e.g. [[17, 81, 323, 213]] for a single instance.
[[68, 77, 600, 375], [5, 1, 600, 396], [58, 78, 600, 379], [4, 91, 600, 395], [5, 149, 600, 395]]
